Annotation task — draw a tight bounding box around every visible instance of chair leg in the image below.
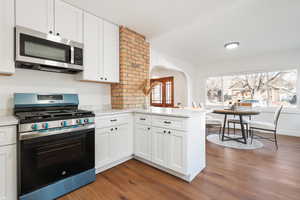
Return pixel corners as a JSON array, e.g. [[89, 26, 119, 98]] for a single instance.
[[251, 128, 254, 144], [274, 131, 278, 150], [245, 124, 249, 138], [227, 122, 230, 135], [218, 126, 222, 140], [233, 123, 236, 135]]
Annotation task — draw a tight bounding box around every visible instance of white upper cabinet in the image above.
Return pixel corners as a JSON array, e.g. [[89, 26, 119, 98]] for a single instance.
[[16, 0, 54, 34], [15, 0, 83, 43], [83, 12, 104, 81], [81, 12, 119, 83], [54, 0, 83, 43], [103, 21, 119, 83], [0, 0, 15, 74]]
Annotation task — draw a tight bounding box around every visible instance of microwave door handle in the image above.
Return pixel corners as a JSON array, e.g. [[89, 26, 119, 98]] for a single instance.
[[70, 46, 75, 64]]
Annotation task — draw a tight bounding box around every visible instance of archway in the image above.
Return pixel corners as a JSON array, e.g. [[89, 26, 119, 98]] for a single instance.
[[150, 65, 190, 107]]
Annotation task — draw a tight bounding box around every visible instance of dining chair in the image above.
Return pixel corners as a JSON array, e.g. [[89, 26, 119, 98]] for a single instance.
[[249, 105, 283, 149], [227, 102, 252, 137], [206, 115, 223, 139]]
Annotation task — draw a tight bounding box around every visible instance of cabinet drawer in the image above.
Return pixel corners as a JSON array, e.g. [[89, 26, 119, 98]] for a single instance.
[[95, 114, 130, 129], [152, 115, 186, 131], [0, 126, 16, 146], [135, 114, 151, 125]]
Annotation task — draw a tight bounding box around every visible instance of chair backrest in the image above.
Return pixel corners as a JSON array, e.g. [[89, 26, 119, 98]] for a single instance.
[[273, 105, 283, 128]]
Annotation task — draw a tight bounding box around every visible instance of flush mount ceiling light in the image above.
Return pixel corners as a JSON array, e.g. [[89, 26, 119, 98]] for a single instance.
[[224, 42, 240, 50]]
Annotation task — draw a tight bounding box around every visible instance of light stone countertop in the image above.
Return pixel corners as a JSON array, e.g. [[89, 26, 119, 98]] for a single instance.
[[94, 107, 206, 118], [0, 116, 18, 127], [0, 107, 206, 126]]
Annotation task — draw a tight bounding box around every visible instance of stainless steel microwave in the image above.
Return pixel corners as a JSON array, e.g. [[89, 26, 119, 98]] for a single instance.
[[15, 26, 83, 73]]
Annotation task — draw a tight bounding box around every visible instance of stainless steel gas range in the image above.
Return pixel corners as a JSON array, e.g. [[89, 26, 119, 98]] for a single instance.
[[14, 93, 96, 200]]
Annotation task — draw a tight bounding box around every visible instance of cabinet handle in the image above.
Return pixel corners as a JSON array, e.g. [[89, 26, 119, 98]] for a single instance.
[[140, 118, 146, 121], [147, 127, 150, 130], [164, 121, 171, 124], [56, 33, 60, 36], [168, 131, 171, 134], [49, 30, 53, 34], [115, 127, 118, 130], [163, 130, 166, 133], [110, 119, 117, 122]]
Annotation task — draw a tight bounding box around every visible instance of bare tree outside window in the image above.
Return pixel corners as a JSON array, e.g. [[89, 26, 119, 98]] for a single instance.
[[206, 69, 297, 107]]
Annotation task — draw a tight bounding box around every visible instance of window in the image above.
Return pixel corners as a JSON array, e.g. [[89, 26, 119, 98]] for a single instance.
[[150, 77, 174, 107], [206, 69, 297, 107]]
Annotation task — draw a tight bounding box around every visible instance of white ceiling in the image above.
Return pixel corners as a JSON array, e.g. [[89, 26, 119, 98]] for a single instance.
[[64, 0, 300, 66]]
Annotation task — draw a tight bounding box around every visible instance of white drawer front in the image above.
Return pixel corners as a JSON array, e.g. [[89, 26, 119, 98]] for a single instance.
[[0, 126, 16, 146], [95, 114, 130, 129], [152, 116, 186, 131], [135, 114, 151, 125]]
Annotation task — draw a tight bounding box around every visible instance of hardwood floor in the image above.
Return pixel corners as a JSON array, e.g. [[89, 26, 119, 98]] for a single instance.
[[59, 133, 300, 200]]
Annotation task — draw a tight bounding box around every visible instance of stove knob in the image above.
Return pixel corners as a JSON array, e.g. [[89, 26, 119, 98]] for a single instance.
[[76, 119, 83, 125], [42, 123, 49, 129], [31, 124, 38, 130], [84, 119, 89, 124], [61, 121, 67, 127]]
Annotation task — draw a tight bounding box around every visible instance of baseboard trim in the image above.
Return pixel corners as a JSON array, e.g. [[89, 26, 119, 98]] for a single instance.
[[133, 156, 195, 182], [95, 155, 133, 174]]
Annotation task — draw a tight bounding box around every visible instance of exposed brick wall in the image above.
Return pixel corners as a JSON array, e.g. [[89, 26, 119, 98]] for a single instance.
[[111, 26, 150, 109]]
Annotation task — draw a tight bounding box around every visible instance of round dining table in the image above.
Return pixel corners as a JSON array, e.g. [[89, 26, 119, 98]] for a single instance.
[[213, 109, 260, 144]]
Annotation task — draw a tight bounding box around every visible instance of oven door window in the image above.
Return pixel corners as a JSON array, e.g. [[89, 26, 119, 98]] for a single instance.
[[20, 33, 71, 63], [20, 128, 95, 195]]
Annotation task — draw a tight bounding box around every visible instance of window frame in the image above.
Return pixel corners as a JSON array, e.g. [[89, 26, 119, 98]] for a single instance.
[[150, 76, 174, 108], [205, 69, 298, 107]]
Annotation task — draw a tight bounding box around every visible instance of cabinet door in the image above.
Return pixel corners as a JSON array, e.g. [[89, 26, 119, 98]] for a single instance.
[[167, 130, 187, 174], [83, 12, 104, 81], [0, 0, 15, 74], [0, 145, 17, 200], [16, 0, 54, 34], [103, 21, 119, 83], [95, 128, 111, 168], [54, 0, 83, 42], [135, 124, 151, 160], [109, 127, 123, 161], [151, 127, 167, 167], [117, 124, 131, 158]]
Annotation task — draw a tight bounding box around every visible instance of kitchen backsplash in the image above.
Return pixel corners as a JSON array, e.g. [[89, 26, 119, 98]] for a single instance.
[[0, 68, 111, 113]]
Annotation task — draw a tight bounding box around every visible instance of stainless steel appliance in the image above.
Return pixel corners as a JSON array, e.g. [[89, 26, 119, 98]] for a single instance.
[[15, 26, 83, 73], [14, 93, 95, 200]]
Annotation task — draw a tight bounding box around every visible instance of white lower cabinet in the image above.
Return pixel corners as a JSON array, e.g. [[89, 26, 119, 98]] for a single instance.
[[151, 127, 167, 166], [95, 118, 132, 171], [151, 127, 187, 174], [135, 124, 152, 161], [0, 144, 17, 200], [95, 127, 111, 167], [168, 130, 187, 174]]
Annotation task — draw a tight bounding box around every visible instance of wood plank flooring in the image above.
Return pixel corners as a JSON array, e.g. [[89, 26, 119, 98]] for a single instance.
[[59, 133, 300, 200]]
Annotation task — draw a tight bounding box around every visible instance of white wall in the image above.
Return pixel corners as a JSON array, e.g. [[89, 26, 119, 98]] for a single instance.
[[150, 48, 198, 106], [197, 49, 300, 137], [0, 69, 111, 114], [151, 66, 188, 106]]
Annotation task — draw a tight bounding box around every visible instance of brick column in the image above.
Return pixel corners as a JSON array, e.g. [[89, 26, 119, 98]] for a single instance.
[[111, 26, 150, 109]]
